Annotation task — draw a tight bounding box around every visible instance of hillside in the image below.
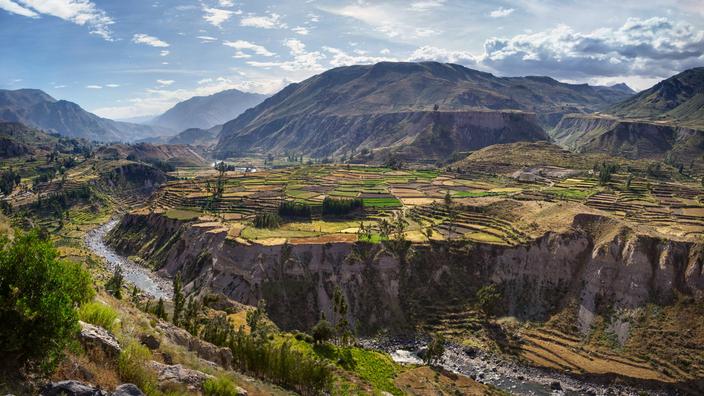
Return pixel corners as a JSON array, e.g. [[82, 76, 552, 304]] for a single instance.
[[214, 62, 633, 160], [94, 142, 208, 167], [151, 89, 267, 131], [0, 121, 90, 158], [166, 124, 222, 147], [609, 67, 704, 128], [0, 89, 168, 142]]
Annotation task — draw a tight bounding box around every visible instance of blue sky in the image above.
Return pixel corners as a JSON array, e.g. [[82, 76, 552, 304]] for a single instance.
[[1, 0, 703, 120]]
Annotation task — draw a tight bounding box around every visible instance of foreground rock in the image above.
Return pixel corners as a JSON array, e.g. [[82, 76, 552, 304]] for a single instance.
[[112, 384, 145, 396], [155, 320, 233, 369], [148, 361, 213, 391], [40, 380, 107, 396], [78, 321, 121, 358]]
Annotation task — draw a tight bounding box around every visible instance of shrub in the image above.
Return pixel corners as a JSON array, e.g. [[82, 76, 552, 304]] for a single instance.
[[322, 197, 363, 217], [0, 230, 94, 372], [78, 301, 118, 331], [278, 201, 312, 219], [118, 341, 157, 394], [253, 212, 281, 229], [203, 375, 241, 396], [311, 319, 335, 344], [105, 267, 124, 299]]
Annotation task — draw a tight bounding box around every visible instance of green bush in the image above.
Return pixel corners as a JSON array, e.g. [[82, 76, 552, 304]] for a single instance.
[[203, 375, 241, 396], [118, 341, 157, 394], [253, 212, 282, 229], [322, 197, 363, 216], [78, 301, 118, 331], [0, 230, 94, 372]]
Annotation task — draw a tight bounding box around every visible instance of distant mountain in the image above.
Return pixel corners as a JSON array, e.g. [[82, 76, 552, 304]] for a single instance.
[[166, 124, 222, 147], [0, 89, 168, 142], [0, 121, 90, 158], [609, 67, 704, 128], [95, 142, 209, 167], [151, 89, 267, 131], [214, 61, 632, 161]]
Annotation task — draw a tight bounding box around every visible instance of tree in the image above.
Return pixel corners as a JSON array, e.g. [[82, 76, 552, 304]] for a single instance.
[[311, 319, 335, 344], [246, 299, 267, 336], [476, 284, 502, 317], [105, 267, 124, 299], [172, 272, 185, 325], [332, 287, 351, 345], [154, 298, 167, 320], [0, 230, 94, 372], [424, 334, 445, 366]]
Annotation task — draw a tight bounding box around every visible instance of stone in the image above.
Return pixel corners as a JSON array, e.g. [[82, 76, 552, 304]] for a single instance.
[[234, 387, 248, 396], [550, 381, 562, 390], [155, 320, 232, 369], [111, 384, 145, 396], [40, 380, 107, 396], [139, 334, 160, 350], [79, 321, 121, 358], [148, 361, 213, 391]]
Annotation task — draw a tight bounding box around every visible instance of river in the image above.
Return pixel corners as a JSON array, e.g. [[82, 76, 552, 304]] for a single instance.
[[85, 219, 172, 300]]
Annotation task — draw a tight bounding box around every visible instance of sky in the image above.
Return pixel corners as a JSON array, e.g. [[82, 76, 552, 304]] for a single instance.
[[0, 0, 703, 120]]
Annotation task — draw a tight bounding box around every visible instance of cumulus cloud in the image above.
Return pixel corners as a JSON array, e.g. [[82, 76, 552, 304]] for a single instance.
[[1, 0, 114, 40], [223, 40, 275, 57], [105, 83, 119, 88], [292, 26, 309, 35], [489, 7, 514, 18], [248, 38, 325, 72], [408, 46, 477, 65], [197, 35, 217, 43], [324, 47, 397, 67], [202, 6, 233, 28], [132, 33, 169, 48], [156, 79, 174, 86], [481, 17, 704, 79], [240, 12, 286, 29]]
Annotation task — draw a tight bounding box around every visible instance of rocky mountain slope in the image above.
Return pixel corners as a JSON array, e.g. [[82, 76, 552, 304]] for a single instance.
[[0, 121, 90, 158], [609, 67, 704, 128], [0, 89, 167, 142], [95, 143, 208, 167], [214, 62, 632, 160], [151, 89, 267, 131], [166, 124, 222, 147]]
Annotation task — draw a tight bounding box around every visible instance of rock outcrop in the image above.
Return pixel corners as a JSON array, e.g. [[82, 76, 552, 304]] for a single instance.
[[154, 320, 233, 369], [40, 380, 107, 396], [78, 321, 121, 358], [108, 210, 704, 341], [148, 362, 213, 391]]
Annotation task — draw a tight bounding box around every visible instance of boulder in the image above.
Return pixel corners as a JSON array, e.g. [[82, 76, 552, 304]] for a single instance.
[[155, 320, 232, 369], [148, 361, 213, 391], [111, 384, 145, 396], [550, 381, 562, 390], [79, 321, 121, 358], [234, 386, 248, 396], [139, 334, 160, 350], [40, 380, 107, 396]]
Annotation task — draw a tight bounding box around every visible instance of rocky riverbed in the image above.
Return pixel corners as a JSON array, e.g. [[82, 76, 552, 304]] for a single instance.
[[86, 219, 172, 299], [361, 337, 661, 396]]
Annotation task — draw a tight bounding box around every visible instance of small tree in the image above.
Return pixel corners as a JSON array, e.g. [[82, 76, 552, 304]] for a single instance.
[[311, 319, 335, 344], [246, 299, 267, 336], [105, 267, 124, 299], [424, 334, 445, 366], [172, 272, 185, 325], [154, 298, 167, 320], [476, 284, 502, 317]]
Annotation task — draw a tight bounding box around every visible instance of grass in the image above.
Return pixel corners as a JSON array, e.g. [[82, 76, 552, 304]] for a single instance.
[[543, 187, 593, 200], [203, 375, 241, 396], [452, 190, 503, 198], [118, 341, 158, 395], [362, 197, 402, 208], [164, 208, 202, 221], [78, 301, 119, 331]]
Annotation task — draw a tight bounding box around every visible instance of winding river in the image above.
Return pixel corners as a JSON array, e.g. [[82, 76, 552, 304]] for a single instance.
[[85, 219, 651, 396]]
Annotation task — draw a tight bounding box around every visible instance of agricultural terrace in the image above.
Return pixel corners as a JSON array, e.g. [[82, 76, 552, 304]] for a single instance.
[[147, 163, 704, 246]]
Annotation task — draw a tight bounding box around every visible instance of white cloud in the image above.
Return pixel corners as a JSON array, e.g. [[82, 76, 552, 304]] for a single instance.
[[240, 12, 286, 29], [247, 39, 325, 72], [292, 26, 309, 35], [481, 17, 704, 80], [489, 7, 514, 18], [105, 83, 119, 88], [202, 6, 233, 28], [85, 84, 102, 89], [408, 46, 477, 65], [156, 79, 174, 86], [197, 35, 217, 43], [218, 0, 234, 6], [3, 0, 114, 40], [409, 0, 445, 11], [324, 47, 397, 67], [223, 40, 275, 57], [160, 50, 170, 56], [0, 0, 38, 17], [132, 33, 169, 48], [322, 2, 439, 40]]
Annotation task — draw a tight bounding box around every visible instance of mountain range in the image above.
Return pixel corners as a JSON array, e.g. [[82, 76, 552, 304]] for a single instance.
[[150, 89, 267, 131], [214, 61, 634, 161], [0, 89, 169, 142]]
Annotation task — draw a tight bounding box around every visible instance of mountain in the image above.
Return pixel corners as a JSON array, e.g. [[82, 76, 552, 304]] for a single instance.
[[166, 124, 222, 147], [214, 61, 632, 161], [548, 68, 704, 170], [0, 121, 90, 158], [94, 142, 208, 167], [151, 89, 268, 131], [0, 89, 167, 142], [609, 67, 704, 128]]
